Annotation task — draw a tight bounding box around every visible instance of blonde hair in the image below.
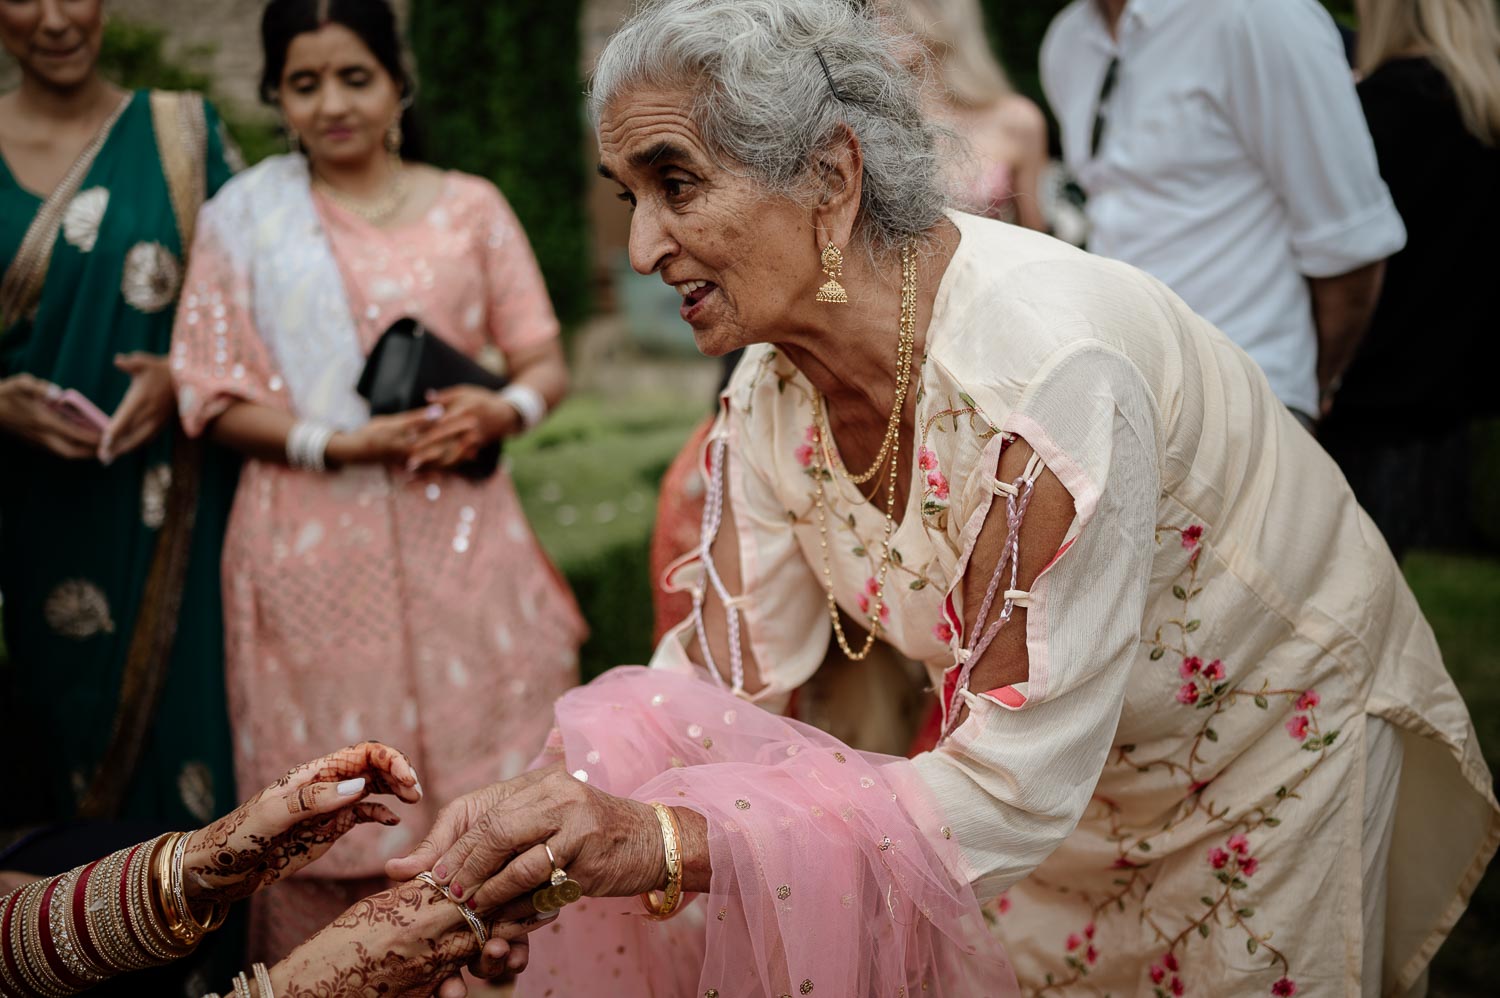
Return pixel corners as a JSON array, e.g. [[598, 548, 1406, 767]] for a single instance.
[[880, 0, 1010, 106], [1358, 0, 1500, 145]]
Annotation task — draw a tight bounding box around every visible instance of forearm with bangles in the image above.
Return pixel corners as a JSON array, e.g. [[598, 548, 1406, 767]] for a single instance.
[[0, 832, 223, 996]]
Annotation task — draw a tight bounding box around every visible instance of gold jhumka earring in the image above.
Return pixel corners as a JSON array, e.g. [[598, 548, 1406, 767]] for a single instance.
[[815, 242, 849, 304], [385, 116, 403, 155]]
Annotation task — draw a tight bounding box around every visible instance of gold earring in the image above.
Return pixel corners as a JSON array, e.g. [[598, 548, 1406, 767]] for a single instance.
[[386, 116, 403, 155], [815, 243, 848, 304]]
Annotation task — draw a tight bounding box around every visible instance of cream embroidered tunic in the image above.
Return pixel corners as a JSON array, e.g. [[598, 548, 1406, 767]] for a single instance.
[[652, 211, 1498, 996]]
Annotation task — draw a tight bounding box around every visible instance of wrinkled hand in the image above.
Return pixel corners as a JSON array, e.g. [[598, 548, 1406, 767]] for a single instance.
[[405, 385, 517, 473], [182, 741, 422, 908], [0, 374, 102, 459], [100, 353, 175, 463], [268, 880, 520, 998], [390, 764, 666, 920]]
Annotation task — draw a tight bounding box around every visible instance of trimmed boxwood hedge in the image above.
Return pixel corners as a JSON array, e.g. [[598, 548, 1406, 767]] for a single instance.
[[408, 1, 590, 328]]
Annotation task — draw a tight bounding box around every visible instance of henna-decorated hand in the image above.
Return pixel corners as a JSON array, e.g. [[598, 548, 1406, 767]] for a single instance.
[[183, 742, 422, 908], [268, 880, 536, 998]]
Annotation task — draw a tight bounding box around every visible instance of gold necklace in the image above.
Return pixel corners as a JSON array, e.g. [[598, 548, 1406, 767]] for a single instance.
[[810, 240, 917, 661], [314, 158, 409, 225], [827, 250, 918, 486]]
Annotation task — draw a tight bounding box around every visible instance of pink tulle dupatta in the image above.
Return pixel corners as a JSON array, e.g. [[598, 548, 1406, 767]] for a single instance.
[[519, 667, 1017, 997]]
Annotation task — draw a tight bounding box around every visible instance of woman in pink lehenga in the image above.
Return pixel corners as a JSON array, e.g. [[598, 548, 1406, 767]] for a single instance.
[[170, 0, 584, 961], [389, 2, 1494, 996]]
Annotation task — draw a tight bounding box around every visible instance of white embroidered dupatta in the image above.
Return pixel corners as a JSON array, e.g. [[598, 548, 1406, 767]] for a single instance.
[[191, 154, 370, 429]]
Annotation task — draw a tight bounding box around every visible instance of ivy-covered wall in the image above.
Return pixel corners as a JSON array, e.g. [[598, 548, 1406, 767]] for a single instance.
[[409, 2, 591, 329]]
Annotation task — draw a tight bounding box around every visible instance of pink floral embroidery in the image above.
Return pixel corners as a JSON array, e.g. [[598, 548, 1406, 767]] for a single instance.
[[1227, 833, 1249, 855], [1085, 945, 1098, 965], [997, 893, 1010, 914], [795, 443, 814, 467], [1240, 855, 1260, 877], [918, 446, 939, 471], [1295, 689, 1320, 710], [933, 620, 954, 643], [1181, 524, 1203, 550], [1176, 683, 1200, 705], [1203, 659, 1225, 681], [1208, 847, 1230, 869], [1163, 952, 1179, 973], [926, 469, 950, 500], [1150, 965, 1166, 985], [864, 576, 880, 596], [1285, 715, 1310, 739], [1271, 978, 1297, 996], [856, 593, 890, 623], [1180, 655, 1203, 679], [1170, 977, 1186, 996], [1065, 932, 1082, 952]]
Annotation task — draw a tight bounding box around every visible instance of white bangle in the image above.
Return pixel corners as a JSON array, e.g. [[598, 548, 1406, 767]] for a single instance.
[[286, 421, 335, 472], [498, 383, 547, 432]]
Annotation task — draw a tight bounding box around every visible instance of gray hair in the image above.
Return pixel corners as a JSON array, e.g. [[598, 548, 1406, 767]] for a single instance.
[[589, 0, 949, 257]]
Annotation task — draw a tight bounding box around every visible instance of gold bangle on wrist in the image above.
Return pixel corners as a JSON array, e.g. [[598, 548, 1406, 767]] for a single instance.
[[639, 802, 684, 920]]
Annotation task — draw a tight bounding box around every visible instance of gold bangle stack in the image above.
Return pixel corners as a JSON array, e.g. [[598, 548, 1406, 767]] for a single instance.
[[0, 833, 213, 996], [150, 831, 223, 949], [639, 802, 684, 920]]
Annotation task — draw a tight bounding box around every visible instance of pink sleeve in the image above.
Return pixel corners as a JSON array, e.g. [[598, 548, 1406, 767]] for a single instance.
[[477, 183, 560, 354], [170, 197, 290, 436], [524, 667, 1019, 997]]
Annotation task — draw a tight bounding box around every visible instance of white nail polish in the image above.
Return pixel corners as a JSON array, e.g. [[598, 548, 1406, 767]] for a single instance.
[[337, 777, 366, 796], [412, 780, 424, 799]]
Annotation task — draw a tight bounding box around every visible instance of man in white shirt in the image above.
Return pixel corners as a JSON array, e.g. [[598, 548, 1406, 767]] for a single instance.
[[1040, 0, 1407, 423]]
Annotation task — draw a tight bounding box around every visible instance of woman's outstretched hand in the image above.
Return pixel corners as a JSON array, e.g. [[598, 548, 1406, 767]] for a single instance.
[[268, 881, 492, 997], [183, 741, 422, 908], [389, 764, 668, 917]]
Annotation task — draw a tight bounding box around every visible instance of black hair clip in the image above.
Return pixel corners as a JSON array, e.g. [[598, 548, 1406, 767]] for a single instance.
[[815, 49, 846, 102]]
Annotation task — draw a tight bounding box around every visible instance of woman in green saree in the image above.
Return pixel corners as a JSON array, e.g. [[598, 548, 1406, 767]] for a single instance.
[[0, 0, 240, 831]]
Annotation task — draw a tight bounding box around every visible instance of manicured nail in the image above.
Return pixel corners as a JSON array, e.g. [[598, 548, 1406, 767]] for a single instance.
[[435, 864, 448, 879], [337, 778, 366, 796], [466, 897, 477, 910], [450, 882, 464, 899], [45, 384, 62, 401], [412, 780, 423, 799], [424, 404, 444, 420]]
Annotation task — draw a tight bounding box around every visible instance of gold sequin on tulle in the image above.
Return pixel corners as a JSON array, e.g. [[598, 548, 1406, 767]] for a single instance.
[[879, 836, 892, 851], [717, 907, 727, 921], [705, 991, 719, 998], [44, 579, 115, 639], [735, 799, 750, 810], [833, 752, 846, 763], [801, 980, 815, 994], [860, 777, 875, 788], [840, 891, 855, 909], [941, 825, 952, 839], [702, 737, 714, 749], [776, 884, 790, 900]]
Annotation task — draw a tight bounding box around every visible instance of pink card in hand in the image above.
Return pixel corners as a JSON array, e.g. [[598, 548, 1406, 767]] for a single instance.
[[51, 389, 111, 433]]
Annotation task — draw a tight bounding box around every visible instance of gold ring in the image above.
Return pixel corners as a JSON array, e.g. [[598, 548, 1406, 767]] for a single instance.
[[533, 841, 582, 912]]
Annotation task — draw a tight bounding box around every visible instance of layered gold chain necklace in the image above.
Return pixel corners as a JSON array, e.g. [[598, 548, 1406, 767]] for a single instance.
[[809, 240, 918, 660], [314, 158, 409, 225]]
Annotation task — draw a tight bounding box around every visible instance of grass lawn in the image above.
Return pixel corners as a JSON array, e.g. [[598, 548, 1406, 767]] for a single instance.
[[1402, 551, 1500, 997]]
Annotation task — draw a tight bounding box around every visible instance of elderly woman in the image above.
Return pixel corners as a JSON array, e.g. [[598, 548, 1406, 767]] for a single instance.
[[391, 2, 1499, 996]]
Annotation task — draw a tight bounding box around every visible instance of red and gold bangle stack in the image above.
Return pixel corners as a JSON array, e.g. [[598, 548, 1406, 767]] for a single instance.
[[0, 832, 218, 996]]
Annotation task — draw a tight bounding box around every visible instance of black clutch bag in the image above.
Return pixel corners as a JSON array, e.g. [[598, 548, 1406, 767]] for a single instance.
[[356, 317, 508, 479]]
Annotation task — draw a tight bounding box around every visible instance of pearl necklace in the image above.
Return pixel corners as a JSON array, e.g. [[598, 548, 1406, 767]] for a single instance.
[[809, 240, 917, 661]]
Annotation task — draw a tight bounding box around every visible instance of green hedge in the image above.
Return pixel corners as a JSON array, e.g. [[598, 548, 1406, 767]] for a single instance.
[[409, 2, 590, 329], [99, 20, 281, 165]]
